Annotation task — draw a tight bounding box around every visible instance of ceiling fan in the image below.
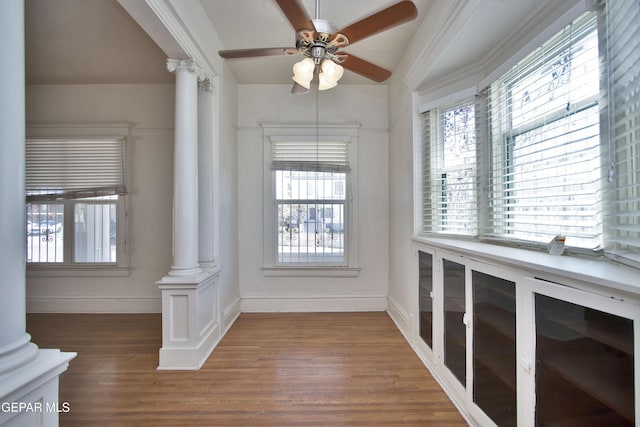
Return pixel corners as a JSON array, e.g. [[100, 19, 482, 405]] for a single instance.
[[218, 0, 418, 93]]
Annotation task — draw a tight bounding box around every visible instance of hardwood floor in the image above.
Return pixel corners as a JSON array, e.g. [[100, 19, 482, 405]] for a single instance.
[[26, 312, 467, 426]]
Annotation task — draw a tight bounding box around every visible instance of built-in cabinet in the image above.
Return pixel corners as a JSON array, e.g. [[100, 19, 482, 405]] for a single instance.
[[416, 247, 639, 427]]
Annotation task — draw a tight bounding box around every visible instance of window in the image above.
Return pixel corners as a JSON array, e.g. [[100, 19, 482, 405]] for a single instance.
[[423, 100, 478, 235], [275, 169, 346, 264], [421, 2, 640, 268], [603, 0, 640, 266], [488, 14, 601, 250], [25, 137, 127, 270], [262, 123, 359, 275]]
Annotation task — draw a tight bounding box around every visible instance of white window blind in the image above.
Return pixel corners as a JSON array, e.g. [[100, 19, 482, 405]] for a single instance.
[[26, 138, 126, 201], [603, 0, 640, 264], [424, 100, 478, 235], [422, 111, 434, 232], [486, 13, 602, 250], [271, 140, 350, 173]]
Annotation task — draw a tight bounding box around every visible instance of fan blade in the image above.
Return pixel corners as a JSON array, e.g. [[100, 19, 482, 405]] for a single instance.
[[275, 0, 315, 32], [219, 47, 299, 59], [332, 0, 417, 45], [340, 53, 392, 82]]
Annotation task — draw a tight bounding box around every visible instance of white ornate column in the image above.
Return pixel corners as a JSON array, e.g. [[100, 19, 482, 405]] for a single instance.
[[157, 59, 220, 370], [1, 1, 75, 425], [0, 0, 38, 381], [166, 59, 203, 277], [197, 79, 217, 270]]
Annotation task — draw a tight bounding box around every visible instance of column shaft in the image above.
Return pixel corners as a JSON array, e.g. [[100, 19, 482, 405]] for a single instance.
[[168, 59, 202, 277], [0, 0, 38, 374], [198, 80, 216, 268]]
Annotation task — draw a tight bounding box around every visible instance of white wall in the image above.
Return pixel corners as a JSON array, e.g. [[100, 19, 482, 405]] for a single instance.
[[25, 78, 241, 317], [386, 74, 419, 329], [217, 65, 241, 327], [25, 84, 174, 312], [237, 84, 389, 312], [25, 77, 241, 317]]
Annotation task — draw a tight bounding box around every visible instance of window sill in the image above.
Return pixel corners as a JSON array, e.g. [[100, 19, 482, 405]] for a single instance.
[[27, 264, 131, 278], [412, 236, 640, 298], [262, 265, 360, 278]]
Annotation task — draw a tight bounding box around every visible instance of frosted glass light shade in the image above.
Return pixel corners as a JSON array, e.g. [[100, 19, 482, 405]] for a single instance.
[[292, 58, 315, 89], [318, 72, 338, 90], [321, 59, 344, 82]]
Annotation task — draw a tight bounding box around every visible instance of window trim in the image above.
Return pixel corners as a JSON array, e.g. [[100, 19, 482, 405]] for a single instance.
[[260, 122, 360, 277], [26, 123, 132, 277]]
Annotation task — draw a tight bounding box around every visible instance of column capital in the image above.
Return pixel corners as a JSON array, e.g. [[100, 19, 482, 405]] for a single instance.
[[198, 78, 214, 92], [167, 58, 206, 81]]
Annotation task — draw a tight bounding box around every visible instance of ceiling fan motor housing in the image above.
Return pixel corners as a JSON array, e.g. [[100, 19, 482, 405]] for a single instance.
[[296, 18, 345, 64]]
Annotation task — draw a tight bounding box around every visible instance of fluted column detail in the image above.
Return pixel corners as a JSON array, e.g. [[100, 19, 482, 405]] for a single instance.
[[198, 78, 217, 269], [167, 59, 204, 277]]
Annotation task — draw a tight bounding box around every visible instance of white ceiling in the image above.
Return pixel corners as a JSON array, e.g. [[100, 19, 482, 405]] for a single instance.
[[25, 0, 572, 90]]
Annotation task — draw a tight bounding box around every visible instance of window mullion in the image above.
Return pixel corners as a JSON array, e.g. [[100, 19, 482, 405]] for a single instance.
[[63, 201, 74, 265]]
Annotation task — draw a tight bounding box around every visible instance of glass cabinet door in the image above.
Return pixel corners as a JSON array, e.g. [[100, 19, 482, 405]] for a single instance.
[[535, 293, 635, 426], [472, 270, 517, 427], [419, 251, 434, 349], [443, 258, 466, 386]]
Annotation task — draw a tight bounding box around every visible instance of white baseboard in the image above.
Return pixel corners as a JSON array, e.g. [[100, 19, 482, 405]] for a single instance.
[[26, 297, 161, 313], [240, 295, 388, 312], [386, 298, 477, 427], [222, 296, 241, 334], [157, 323, 220, 371], [386, 296, 413, 342]]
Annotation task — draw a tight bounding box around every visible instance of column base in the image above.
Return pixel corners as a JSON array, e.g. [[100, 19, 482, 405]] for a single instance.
[[156, 269, 221, 370], [167, 265, 203, 277], [0, 334, 38, 376], [0, 349, 76, 427]]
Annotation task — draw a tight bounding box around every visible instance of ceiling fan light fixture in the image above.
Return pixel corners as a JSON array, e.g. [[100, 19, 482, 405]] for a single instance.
[[292, 74, 312, 89], [292, 57, 315, 89], [321, 59, 344, 82], [318, 72, 338, 91]]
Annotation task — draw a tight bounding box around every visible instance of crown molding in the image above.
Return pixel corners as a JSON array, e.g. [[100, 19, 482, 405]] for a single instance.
[[407, 0, 588, 100], [403, 0, 481, 91]]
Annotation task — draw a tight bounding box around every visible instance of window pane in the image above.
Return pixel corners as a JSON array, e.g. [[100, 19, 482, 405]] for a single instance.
[[605, 0, 640, 264], [277, 202, 344, 264], [26, 204, 64, 263], [74, 202, 117, 263], [500, 105, 601, 247], [276, 170, 346, 264], [433, 103, 477, 235], [510, 28, 599, 129]]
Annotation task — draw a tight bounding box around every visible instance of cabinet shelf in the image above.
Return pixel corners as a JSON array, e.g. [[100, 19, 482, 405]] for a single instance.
[[473, 303, 517, 393], [550, 316, 633, 355], [474, 326, 517, 391], [538, 336, 634, 423], [474, 302, 516, 342], [485, 282, 516, 301]]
